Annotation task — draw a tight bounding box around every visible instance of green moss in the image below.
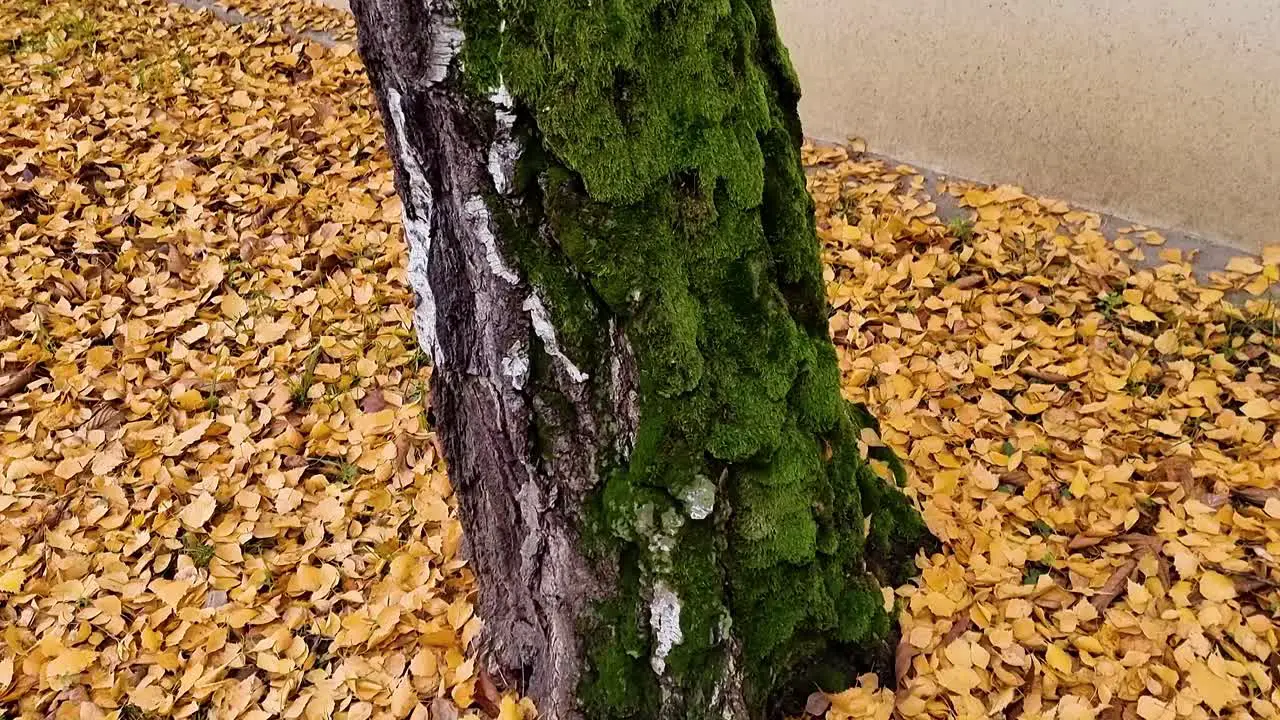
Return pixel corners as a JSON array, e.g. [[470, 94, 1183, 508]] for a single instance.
[[580, 548, 660, 718], [456, 0, 931, 714], [662, 523, 727, 675]]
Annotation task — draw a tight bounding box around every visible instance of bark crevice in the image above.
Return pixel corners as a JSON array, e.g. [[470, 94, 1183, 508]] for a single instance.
[[353, 2, 625, 717]]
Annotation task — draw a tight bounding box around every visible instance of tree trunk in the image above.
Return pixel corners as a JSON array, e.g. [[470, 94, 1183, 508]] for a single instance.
[[349, 0, 933, 717]]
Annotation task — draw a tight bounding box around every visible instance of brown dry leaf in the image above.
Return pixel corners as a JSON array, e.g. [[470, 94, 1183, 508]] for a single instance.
[[806, 690, 832, 715], [1145, 455, 1200, 499], [0, 364, 39, 399], [893, 632, 914, 691], [362, 387, 390, 413], [1090, 558, 1139, 612], [476, 667, 502, 717]]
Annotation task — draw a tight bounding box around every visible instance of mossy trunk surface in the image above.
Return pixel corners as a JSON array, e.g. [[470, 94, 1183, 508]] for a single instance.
[[351, 0, 932, 717]]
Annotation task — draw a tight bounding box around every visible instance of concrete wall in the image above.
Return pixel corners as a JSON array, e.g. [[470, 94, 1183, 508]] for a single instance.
[[773, 0, 1280, 252]]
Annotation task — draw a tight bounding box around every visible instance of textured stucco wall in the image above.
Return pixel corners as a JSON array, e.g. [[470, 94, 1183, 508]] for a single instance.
[[773, 0, 1280, 252]]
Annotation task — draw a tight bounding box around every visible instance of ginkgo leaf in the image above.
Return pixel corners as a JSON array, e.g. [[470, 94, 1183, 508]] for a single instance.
[[91, 445, 127, 476], [1153, 330, 1179, 354], [163, 420, 213, 456], [1127, 305, 1160, 323], [129, 685, 169, 713], [45, 649, 97, 679], [0, 569, 26, 593], [151, 579, 193, 609], [173, 388, 205, 411], [1044, 643, 1073, 673], [1225, 257, 1263, 274], [1199, 572, 1237, 602], [1189, 661, 1240, 712], [180, 492, 218, 529], [1240, 398, 1274, 419]]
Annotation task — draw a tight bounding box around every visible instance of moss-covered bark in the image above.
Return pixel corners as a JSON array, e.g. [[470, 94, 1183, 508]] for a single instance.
[[448, 0, 934, 715]]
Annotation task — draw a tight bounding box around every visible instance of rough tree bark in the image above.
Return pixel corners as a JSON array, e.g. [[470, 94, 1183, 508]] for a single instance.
[[350, 0, 933, 717]]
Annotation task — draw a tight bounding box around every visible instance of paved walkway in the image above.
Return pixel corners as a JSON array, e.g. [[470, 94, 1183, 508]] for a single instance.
[[177, 0, 1271, 291], [170, 0, 344, 44]]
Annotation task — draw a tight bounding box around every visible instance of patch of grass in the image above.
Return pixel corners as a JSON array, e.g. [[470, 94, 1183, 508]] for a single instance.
[[56, 13, 97, 40], [181, 533, 215, 569], [6, 32, 48, 56], [1124, 377, 1162, 398], [332, 461, 358, 484], [175, 49, 193, 77], [313, 457, 359, 485], [1023, 553, 1056, 585], [1023, 564, 1051, 585], [303, 631, 335, 668], [409, 379, 431, 429], [6, 12, 99, 59], [946, 216, 974, 242], [1030, 519, 1054, 537], [257, 569, 276, 592], [1217, 304, 1280, 357], [56, 12, 98, 54], [132, 56, 176, 93], [241, 535, 276, 556], [410, 347, 431, 372], [1096, 290, 1124, 319], [289, 346, 324, 408]]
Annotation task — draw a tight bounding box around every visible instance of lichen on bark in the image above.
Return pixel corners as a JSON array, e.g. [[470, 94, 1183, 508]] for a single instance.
[[451, 0, 934, 715]]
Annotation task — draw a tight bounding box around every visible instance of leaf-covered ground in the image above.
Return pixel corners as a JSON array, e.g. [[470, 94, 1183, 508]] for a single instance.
[[807, 147, 1280, 720], [1, 1, 1277, 719]]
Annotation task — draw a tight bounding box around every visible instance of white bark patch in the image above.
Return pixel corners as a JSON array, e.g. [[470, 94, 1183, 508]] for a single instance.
[[386, 88, 442, 362], [462, 196, 520, 284], [501, 340, 530, 390], [487, 84, 520, 196], [711, 641, 746, 718], [423, 9, 464, 86], [608, 319, 640, 454], [515, 478, 542, 567], [649, 581, 683, 675], [679, 475, 717, 520], [523, 292, 589, 383]]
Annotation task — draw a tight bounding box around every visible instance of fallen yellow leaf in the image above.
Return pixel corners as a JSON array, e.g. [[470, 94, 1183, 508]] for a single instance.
[[179, 491, 217, 529], [0, 569, 25, 593], [45, 648, 97, 680], [174, 388, 205, 411], [1240, 397, 1274, 419], [1045, 643, 1073, 673], [1188, 661, 1240, 712], [1225, 257, 1263, 274], [1198, 572, 1237, 602], [1127, 304, 1160, 323]]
